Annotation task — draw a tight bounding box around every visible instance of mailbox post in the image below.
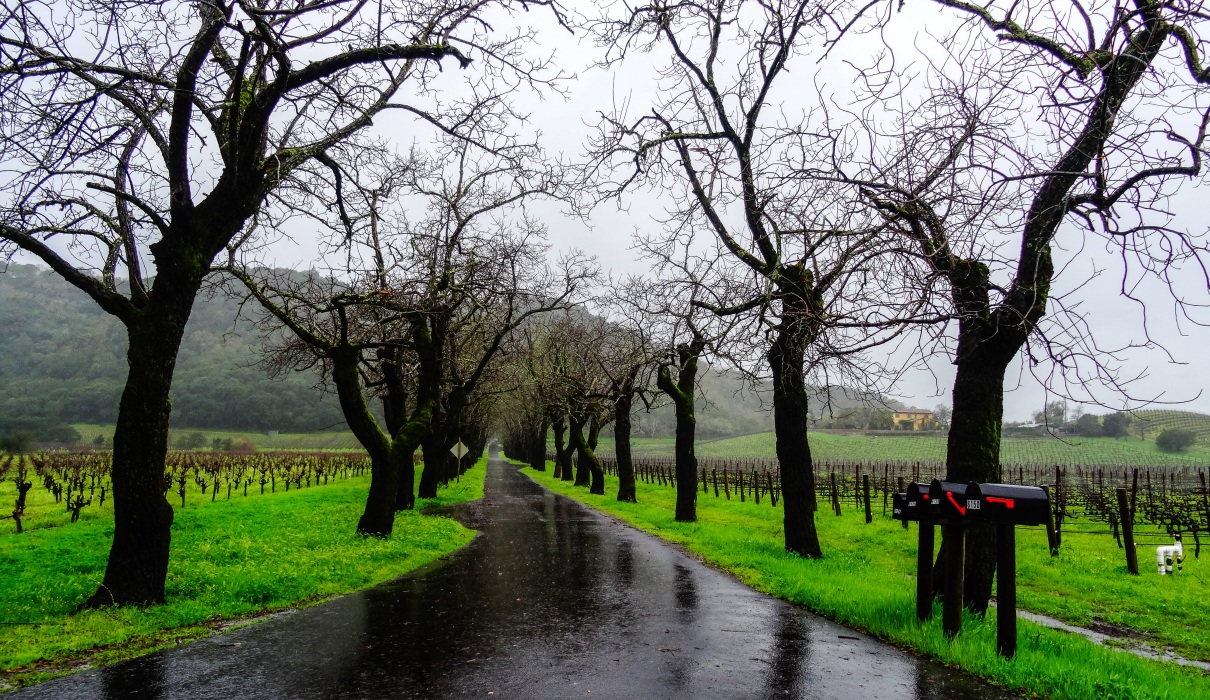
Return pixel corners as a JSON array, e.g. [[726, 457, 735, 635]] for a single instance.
[[895, 483, 933, 621], [964, 482, 1049, 658], [929, 480, 970, 639], [894, 479, 1048, 656]]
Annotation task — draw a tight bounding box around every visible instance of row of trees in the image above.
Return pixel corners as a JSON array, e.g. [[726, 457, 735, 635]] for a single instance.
[[3, 0, 1209, 620], [508, 0, 1210, 614], [0, 0, 577, 606]]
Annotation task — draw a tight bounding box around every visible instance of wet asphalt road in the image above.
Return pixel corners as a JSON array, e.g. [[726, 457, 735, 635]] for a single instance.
[[15, 454, 1018, 699]]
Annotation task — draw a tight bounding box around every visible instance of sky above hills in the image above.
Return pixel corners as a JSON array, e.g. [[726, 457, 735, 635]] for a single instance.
[[7, 4, 1209, 423]]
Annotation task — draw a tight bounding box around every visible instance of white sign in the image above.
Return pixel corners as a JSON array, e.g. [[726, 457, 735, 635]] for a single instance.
[[450, 440, 469, 459]]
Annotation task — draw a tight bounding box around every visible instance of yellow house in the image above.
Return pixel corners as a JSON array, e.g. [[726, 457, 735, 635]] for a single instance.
[[892, 409, 936, 431]]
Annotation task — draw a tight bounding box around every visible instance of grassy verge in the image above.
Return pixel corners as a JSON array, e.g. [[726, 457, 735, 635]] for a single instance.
[[0, 460, 485, 690], [524, 465, 1210, 700]]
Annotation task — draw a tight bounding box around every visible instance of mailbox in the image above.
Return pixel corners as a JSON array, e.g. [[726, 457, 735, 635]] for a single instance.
[[928, 479, 969, 522], [893, 482, 932, 522], [964, 483, 1049, 526]]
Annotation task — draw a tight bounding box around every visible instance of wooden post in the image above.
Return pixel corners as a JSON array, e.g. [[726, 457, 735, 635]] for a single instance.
[[882, 465, 890, 516], [1200, 472, 1210, 546], [738, 470, 745, 503], [723, 468, 730, 500], [1054, 466, 1064, 549], [917, 520, 935, 622], [1117, 487, 1139, 575], [1130, 469, 1139, 517], [942, 524, 965, 639], [1041, 485, 1059, 557], [863, 474, 872, 524], [996, 524, 1017, 658], [830, 472, 841, 516], [712, 469, 719, 498], [898, 477, 908, 529], [767, 472, 777, 507], [702, 468, 708, 494]]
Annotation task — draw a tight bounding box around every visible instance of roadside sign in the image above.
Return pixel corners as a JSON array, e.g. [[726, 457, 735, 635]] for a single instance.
[[450, 440, 468, 459]]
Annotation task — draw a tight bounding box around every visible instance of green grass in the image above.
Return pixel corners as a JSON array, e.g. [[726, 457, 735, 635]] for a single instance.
[[72, 424, 364, 451], [524, 465, 1210, 700], [591, 431, 1210, 467], [0, 460, 484, 689]]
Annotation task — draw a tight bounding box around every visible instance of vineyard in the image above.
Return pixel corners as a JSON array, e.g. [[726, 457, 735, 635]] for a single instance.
[[592, 454, 1210, 558], [0, 451, 377, 533], [1132, 411, 1210, 444], [592, 430, 1210, 467]]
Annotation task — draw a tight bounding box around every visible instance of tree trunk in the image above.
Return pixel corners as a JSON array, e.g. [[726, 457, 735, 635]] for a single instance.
[[553, 415, 572, 481], [932, 347, 1011, 613], [768, 328, 823, 558], [657, 345, 702, 522], [418, 430, 442, 499], [570, 412, 605, 494], [396, 454, 416, 511], [528, 418, 549, 472], [614, 391, 637, 503], [416, 314, 448, 499], [587, 412, 602, 452], [391, 412, 431, 512], [358, 450, 400, 535], [671, 398, 698, 521], [328, 349, 399, 535], [83, 303, 192, 607]]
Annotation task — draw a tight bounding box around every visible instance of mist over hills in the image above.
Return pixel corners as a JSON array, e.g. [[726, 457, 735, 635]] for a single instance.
[[1, 264, 914, 442], [0, 264, 346, 439]]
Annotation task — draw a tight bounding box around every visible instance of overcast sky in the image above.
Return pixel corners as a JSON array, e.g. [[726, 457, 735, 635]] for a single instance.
[[9, 0, 1210, 423], [507, 6, 1210, 422]]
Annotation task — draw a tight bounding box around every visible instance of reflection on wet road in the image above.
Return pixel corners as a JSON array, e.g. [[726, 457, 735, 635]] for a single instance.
[[15, 454, 1018, 699]]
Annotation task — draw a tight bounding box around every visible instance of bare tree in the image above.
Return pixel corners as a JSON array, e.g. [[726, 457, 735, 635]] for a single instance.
[[0, 0, 566, 606], [231, 131, 592, 532], [588, 291, 660, 503], [612, 245, 743, 518], [846, 2, 1210, 611], [587, 0, 914, 557]]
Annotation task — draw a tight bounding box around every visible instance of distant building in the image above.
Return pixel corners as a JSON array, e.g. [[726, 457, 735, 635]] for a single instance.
[[892, 408, 936, 431]]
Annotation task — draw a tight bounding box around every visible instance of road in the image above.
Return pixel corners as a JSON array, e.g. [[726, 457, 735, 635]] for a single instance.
[[14, 453, 1018, 699]]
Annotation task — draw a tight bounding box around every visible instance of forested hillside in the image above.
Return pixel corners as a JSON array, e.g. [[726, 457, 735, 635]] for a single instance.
[[0, 264, 345, 439], [1, 264, 909, 442]]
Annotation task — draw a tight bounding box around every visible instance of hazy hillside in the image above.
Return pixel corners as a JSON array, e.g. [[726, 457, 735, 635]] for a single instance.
[[1131, 410, 1210, 445], [2, 264, 916, 442], [618, 369, 906, 439], [0, 264, 345, 439]]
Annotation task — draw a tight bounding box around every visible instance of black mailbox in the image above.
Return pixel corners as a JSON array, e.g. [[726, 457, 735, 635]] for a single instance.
[[964, 483, 1049, 526], [892, 492, 908, 521], [928, 479, 969, 522], [893, 482, 932, 522]]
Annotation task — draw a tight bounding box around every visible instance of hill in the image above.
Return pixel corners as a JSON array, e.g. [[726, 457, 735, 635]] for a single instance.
[[1130, 410, 1210, 444], [0, 264, 346, 440]]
